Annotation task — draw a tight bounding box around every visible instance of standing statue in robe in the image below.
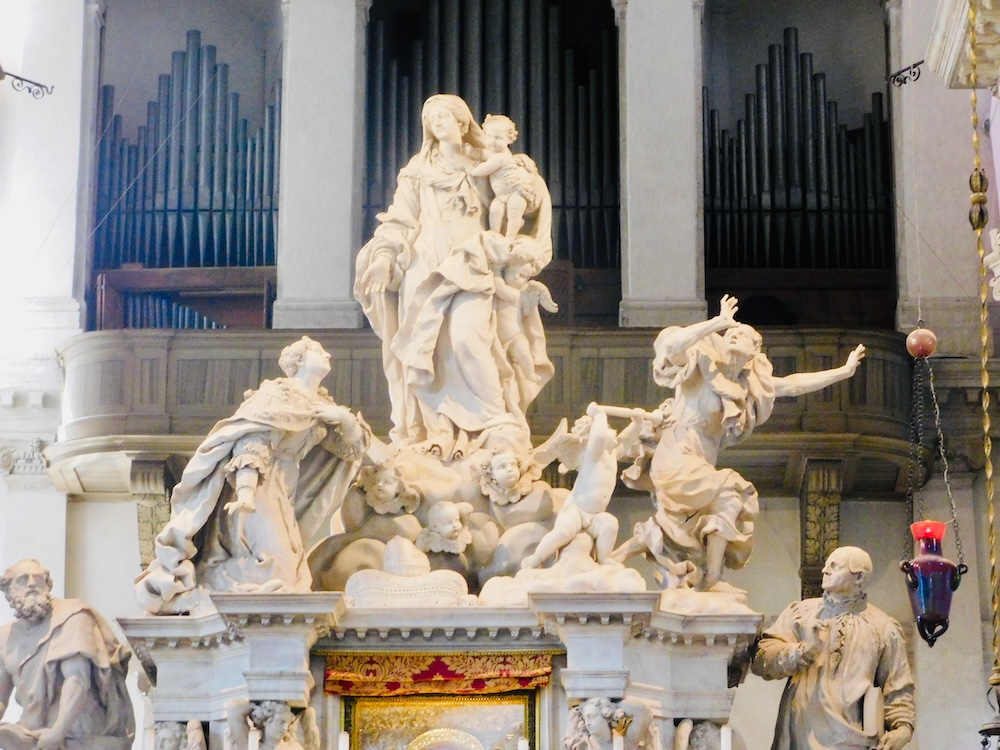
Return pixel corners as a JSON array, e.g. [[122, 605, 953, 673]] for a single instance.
[[136, 337, 369, 614], [611, 295, 865, 590], [751, 546, 915, 750], [0, 559, 134, 750], [354, 94, 554, 460]]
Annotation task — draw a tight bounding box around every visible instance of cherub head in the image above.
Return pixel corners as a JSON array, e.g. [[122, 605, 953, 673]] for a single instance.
[[354, 464, 420, 516], [501, 246, 540, 290], [428, 502, 463, 540], [416, 501, 474, 554], [251, 700, 296, 746], [483, 114, 518, 153], [474, 450, 536, 505]]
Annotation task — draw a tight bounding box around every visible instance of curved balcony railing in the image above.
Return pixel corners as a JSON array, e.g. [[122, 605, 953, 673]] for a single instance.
[[52, 327, 910, 496]]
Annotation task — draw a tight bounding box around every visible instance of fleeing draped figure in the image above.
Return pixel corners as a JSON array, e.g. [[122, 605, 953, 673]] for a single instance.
[[612, 295, 866, 591]]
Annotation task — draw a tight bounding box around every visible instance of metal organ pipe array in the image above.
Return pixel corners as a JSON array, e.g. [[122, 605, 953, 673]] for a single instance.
[[703, 28, 893, 271], [94, 30, 280, 275], [365, 0, 621, 269]]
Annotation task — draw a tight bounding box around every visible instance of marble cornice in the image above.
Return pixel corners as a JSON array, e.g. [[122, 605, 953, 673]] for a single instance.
[[928, 0, 1000, 89]]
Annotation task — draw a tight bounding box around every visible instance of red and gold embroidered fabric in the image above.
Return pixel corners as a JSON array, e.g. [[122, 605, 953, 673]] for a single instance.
[[324, 652, 552, 695]]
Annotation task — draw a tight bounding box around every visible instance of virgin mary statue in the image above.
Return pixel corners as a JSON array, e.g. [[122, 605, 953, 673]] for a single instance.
[[354, 94, 554, 460]]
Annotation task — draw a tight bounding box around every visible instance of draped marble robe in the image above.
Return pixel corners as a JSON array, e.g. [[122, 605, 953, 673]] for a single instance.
[[622, 328, 776, 581], [752, 594, 915, 750], [135, 378, 367, 614]]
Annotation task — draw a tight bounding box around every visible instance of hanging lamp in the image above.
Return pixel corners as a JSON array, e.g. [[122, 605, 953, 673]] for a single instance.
[[899, 326, 967, 647]]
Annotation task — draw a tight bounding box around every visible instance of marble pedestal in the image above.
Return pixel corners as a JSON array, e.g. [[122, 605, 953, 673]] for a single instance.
[[529, 592, 661, 698], [120, 592, 344, 748], [122, 591, 760, 749]]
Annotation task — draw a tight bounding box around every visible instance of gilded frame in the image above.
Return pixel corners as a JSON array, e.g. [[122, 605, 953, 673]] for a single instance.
[[344, 692, 536, 750]]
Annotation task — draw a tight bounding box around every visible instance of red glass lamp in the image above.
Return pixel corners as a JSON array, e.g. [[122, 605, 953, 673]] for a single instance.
[[900, 520, 967, 647]]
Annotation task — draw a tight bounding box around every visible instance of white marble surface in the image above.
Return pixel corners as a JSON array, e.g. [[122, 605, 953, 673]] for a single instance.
[[344, 537, 476, 607], [618, 0, 706, 328], [273, 0, 368, 329]]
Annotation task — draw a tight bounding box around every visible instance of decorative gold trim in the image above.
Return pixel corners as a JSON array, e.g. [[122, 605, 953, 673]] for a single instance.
[[343, 692, 535, 750]]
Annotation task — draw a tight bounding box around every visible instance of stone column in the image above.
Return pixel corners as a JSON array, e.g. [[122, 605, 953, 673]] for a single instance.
[[616, 0, 706, 327], [893, 0, 992, 356], [911, 473, 987, 748], [0, 0, 101, 595], [0, 0, 97, 385], [272, 0, 370, 329], [798, 460, 843, 598]]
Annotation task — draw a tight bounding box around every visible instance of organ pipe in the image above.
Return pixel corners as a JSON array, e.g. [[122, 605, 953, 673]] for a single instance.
[[365, 0, 620, 269], [704, 27, 893, 270], [94, 29, 281, 278]]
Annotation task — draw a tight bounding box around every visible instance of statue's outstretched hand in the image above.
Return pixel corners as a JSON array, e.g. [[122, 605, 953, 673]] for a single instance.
[[845, 344, 866, 375], [876, 726, 912, 750], [717, 294, 739, 328]]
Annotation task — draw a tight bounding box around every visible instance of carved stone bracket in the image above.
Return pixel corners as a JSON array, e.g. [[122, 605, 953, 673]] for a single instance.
[[212, 593, 344, 707], [530, 592, 660, 699], [129, 454, 175, 568], [799, 460, 843, 599]]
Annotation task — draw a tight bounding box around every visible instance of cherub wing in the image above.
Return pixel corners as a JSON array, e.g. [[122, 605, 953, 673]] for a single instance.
[[512, 153, 539, 175], [519, 279, 559, 316], [530, 418, 569, 470], [548, 432, 586, 473]]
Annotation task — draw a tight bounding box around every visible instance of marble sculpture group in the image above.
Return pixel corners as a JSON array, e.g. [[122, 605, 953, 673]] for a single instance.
[[0, 95, 908, 750]]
